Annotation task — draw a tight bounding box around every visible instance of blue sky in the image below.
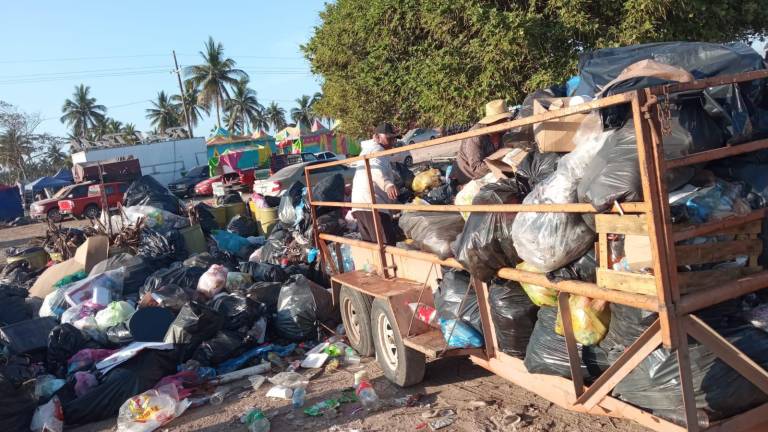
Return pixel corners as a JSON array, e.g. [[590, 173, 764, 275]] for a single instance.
[[0, 1, 327, 138]]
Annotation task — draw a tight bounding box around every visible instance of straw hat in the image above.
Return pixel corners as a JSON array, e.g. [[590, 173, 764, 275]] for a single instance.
[[478, 99, 512, 125]]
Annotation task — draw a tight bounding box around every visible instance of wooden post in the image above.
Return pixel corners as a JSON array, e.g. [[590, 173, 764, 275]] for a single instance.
[[363, 157, 390, 278], [558, 292, 584, 397], [676, 322, 700, 432], [472, 278, 496, 360]]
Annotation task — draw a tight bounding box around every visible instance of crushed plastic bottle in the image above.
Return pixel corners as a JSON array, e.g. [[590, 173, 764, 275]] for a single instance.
[[292, 387, 306, 409], [249, 375, 266, 391], [209, 385, 229, 406], [355, 379, 380, 411], [242, 408, 270, 432], [344, 347, 361, 365]]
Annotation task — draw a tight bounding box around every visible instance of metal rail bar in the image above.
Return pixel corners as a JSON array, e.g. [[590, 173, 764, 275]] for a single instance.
[[309, 201, 648, 213]]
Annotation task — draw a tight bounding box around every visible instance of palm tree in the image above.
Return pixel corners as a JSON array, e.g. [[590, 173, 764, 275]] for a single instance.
[[107, 118, 122, 134], [121, 123, 138, 144], [291, 95, 315, 129], [184, 36, 247, 127], [265, 101, 287, 131], [60, 84, 107, 138], [172, 80, 209, 135], [44, 142, 68, 167], [224, 77, 264, 133], [222, 112, 242, 134], [146, 91, 180, 133]]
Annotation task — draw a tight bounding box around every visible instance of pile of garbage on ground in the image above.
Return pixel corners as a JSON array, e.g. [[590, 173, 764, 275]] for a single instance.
[[387, 42, 768, 426], [0, 174, 377, 432]]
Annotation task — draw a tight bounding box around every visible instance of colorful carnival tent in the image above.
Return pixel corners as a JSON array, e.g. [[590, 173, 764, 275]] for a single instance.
[[206, 129, 276, 175], [276, 120, 361, 156], [209, 145, 272, 175]]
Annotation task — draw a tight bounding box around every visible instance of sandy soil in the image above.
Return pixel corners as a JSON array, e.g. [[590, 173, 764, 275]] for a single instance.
[[69, 356, 646, 432], [0, 219, 90, 263]]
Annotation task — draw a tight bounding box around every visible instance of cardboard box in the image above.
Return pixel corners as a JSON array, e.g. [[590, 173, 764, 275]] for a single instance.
[[532, 97, 589, 153], [29, 235, 109, 299], [624, 235, 653, 272], [484, 148, 530, 179]]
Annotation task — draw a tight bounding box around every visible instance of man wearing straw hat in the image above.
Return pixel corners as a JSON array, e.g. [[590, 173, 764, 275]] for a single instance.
[[451, 99, 513, 185]]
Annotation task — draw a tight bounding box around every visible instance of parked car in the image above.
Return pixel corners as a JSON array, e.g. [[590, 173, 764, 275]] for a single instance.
[[167, 165, 209, 197], [29, 182, 92, 222], [253, 162, 354, 197], [400, 128, 441, 145], [314, 151, 344, 161], [194, 169, 256, 196], [269, 152, 318, 175], [58, 182, 128, 219]]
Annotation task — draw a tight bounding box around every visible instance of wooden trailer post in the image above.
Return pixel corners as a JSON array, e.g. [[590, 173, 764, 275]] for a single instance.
[[363, 157, 391, 279]]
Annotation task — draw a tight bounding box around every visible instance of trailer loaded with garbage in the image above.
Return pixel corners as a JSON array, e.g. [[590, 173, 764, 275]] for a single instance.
[[302, 42, 768, 432]]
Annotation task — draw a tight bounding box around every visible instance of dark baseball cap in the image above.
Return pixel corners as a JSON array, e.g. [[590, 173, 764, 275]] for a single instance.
[[374, 122, 398, 137]]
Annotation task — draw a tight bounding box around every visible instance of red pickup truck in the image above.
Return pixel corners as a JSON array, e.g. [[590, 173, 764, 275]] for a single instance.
[[58, 182, 129, 219]]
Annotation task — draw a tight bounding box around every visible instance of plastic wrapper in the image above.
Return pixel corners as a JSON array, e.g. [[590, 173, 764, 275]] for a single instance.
[[95, 301, 136, 331], [163, 302, 224, 362], [61, 302, 104, 325], [523, 307, 606, 380], [53, 271, 88, 289], [439, 318, 483, 348], [116, 384, 190, 432], [122, 205, 190, 233], [68, 348, 117, 374], [105, 322, 134, 346], [141, 262, 205, 295], [31, 396, 63, 432], [515, 152, 560, 194], [275, 275, 334, 341], [35, 375, 66, 399], [239, 261, 288, 283], [63, 268, 124, 307], [512, 114, 610, 272], [748, 303, 768, 332], [517, 262, 558, 307], [454, 173, 496, 220], [90, 254, 152, 296], [488, 279, 539, 358], [40, 289, 69, 318], [671, 180, 752, 224], [452, 179, 521, 281], [399, 211, 464, 259], [412, 168, 442, 194], [554, 295, 611, 346], [434, 269, 483, 335], [278, 182, 305, 226], [123, 175, 185, 215], [197, 264, 228, 299], [225, 272, 252, 291], [269, 371, 309, 389], [227, 215, 258, 237], [137, 228, 186, 267]]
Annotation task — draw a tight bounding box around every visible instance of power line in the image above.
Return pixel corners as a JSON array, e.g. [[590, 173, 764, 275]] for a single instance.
[[0, 53, 306, 64]]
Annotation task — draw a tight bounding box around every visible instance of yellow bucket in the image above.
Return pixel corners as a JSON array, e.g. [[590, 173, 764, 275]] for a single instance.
[[249, 201, 260, 221], [180, 224, 207, 254], [223, 202, 247, 223], [257, 207, 279, 236], [6, 248, 49, 270], [209, 206, 227, 228]]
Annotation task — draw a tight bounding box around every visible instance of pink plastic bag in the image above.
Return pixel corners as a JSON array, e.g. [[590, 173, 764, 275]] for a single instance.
[[251, 193, 269, 209], [68, 348, 117, 374], [74, 371, 98, 397], [197, 264, 228, 299]]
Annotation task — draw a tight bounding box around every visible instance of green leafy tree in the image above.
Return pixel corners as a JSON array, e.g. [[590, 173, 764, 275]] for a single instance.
[[146, 91, 181, 133], [303, 0, 768, 136], [1, 102, 66, 181], [265, 101, 287, 131], [290, 94, 315, 129], [184, 36, 247, 127], [60, 84, 107, 138], [44, 142, 69, 168], [225, 77, 265, 133], [173, 80, 209, 136]]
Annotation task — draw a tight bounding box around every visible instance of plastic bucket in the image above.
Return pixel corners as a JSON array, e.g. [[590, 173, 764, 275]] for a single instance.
[[223, 202, 247, 222], [249, 201, 260, 221], [180, 224, 207, 254], [209, 206, 227, 228], [6, 249, 49, 270], [257, 207, 278, 236]]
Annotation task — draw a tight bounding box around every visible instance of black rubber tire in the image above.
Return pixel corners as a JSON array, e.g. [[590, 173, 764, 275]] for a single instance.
[[339, 285, 375, 357], [84, 204, 101, 220], [429, 136, 435, 140], [404, 156, 413, 167], [46, 208, 62, 223], [371, 298, 425, 387]]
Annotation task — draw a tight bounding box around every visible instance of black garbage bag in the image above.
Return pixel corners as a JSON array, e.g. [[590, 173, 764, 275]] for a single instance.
[[137, 227, 187, 267], [278, 182, 305, 227], [424, 181, 457, 205], [227, 215, 258, 237], [236, 282, 283, 314], [434, 269, 483, 335], [192, 202, 219, 235], [0, 284, 30, 326], [163, 302, 224, 362], [0, 370, 36, 432], [1, 316, 58, 356], [524, 307, 608, 381], [547, 250, 597, 283], [391, 162, 415, 191], [259, 226, 291, 265], [105, 322, 134, 346], [139, 283, 192, 312], [399, 211, 464, 259], [5, 245, 45, 258], [209, 292, 265, 332], [452, 179, 521, 281], [141, 262, 205, 295], [704, 82, 768, 145], [611, 308, 768, 421], [47, 324, 95, 377], [218, 191, 243, 205], [579, 102, 721, 215], [192, 330, 245, 366], [89, 253, 152, 295], [310, 173, 346, 217], [514, 152, 560, 195], [62, 348, 177, 425], [275, 275, 334, 341], [488, 279, 538, 358], [123, 175, 185, 215], [239, 261, 288, 283], [0, 260, 39, 287]]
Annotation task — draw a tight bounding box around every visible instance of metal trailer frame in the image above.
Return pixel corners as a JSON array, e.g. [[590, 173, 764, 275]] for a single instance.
[[303, 70, 768, 432]]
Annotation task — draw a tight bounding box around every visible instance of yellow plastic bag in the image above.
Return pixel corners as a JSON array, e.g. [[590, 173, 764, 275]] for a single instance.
[[517, 262, 557, 307], [555, 295, 611, 346], [412, 169, 442, 194]]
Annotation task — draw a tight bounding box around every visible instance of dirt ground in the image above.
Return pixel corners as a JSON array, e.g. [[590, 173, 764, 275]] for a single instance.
[[0, 219, 90, 263], [69, 356, 647, 432]]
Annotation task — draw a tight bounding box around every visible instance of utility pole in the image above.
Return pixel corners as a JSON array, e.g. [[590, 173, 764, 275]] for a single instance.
[[172, 50, 194, 138]]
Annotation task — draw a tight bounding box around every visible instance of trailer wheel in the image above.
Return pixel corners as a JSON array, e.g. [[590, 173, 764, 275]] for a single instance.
[[339, 285, 374, 357], [371, 298, 425, 387]]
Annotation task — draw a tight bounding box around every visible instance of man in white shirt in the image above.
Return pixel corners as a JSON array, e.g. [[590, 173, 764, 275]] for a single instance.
[[351, 122, 399, 245]]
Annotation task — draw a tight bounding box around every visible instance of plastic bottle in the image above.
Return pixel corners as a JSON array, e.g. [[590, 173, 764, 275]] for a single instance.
[[210, 387, 228, 405], [355, 379, 380, 411], [292, 387, 306, 409], [407, 303, 437, 326], [344, 347, 361, 365], [242, 408, 271, 432]]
